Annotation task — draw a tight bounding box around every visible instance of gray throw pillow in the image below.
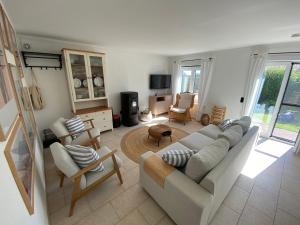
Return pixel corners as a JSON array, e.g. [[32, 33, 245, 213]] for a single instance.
[[218, 125, 243, 147], [185, 138, 230, 183], [162, 149, 195, 167], [65, 145, 104, 172], [232, 116, 251, 134]]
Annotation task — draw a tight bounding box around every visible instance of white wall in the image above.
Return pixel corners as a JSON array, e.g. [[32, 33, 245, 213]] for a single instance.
[[172, 41, 300, 119], [0, 137, 49, 225], [18, 35, 170, 132]]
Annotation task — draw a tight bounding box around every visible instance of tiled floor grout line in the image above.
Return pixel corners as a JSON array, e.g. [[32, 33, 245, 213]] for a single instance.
[[272, 154, 286, 225], [235, 174, 257, 225]]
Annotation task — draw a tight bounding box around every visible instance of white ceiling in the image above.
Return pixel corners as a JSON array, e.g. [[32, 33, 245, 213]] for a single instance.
[[2, 0, 300, 56]]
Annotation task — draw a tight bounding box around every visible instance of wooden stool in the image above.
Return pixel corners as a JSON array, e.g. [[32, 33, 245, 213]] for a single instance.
[[148, 124, 172, 146]]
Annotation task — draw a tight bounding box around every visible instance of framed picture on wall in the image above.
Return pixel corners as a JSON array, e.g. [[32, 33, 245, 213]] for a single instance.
[[4, 115, 35, 215], [9, 65, 36, 147], [0, 35, 18, 141]]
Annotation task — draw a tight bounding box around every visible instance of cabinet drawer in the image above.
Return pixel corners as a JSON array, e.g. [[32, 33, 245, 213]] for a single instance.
[[78, 113, 94, 120], [94, 120, 113, 132], [95, 110, 112, 121]]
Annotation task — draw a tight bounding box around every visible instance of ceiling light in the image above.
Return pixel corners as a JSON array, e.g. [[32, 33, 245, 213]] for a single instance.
[[291, 33, 300, 38]]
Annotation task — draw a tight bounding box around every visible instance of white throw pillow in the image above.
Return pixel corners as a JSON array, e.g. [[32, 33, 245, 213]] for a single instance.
[[218, 125, 243, 147], [185, 138, 230, 183], [65, 145, 104, 172]]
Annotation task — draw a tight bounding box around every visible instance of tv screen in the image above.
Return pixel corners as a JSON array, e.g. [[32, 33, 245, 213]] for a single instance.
[[150, 74, 171, 89]]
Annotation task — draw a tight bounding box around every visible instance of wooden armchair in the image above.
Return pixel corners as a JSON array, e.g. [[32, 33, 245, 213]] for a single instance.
[[168, 93, 195, 125], [50, 117, 100, 149], [50, 140, 123, 216]]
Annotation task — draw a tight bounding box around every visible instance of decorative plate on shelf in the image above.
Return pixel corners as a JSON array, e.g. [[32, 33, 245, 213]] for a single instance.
[[82, 79, 88, 88], [73, 78, 81, 88], [94, 77, 104, 87]]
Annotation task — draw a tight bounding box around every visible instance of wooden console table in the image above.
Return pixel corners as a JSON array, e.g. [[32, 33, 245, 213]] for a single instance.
[[149, 95, 172, 116]]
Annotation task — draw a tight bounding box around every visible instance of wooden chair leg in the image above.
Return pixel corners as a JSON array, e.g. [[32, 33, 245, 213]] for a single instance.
[[112, 154, 123, 185], [59, 172, 65, 188], [69, 177, 81, 217]]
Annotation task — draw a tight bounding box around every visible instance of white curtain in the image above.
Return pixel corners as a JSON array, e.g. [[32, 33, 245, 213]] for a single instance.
[[172, 61, 182, 103], [196, 58, 215, 120], [242, 54, 267, 116]]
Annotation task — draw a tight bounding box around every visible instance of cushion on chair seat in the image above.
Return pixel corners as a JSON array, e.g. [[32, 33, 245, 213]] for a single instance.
[[197, 124, 223, 140], [179, 132, 215, 152], [84, 146, 122, 188], [72, 127, 101, 145], [170, 107, 186, 113]]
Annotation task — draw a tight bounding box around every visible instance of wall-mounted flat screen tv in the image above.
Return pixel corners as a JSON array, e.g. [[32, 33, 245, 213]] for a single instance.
[[149, 74, 171, 89]]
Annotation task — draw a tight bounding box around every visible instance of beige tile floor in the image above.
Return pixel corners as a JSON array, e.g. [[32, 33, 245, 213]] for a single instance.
[[45, 117, 300, 225]]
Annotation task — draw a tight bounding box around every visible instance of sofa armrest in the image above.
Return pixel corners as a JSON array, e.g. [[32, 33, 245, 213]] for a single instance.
[[164, 169, 213, 210], [140, 151, 213, 225]]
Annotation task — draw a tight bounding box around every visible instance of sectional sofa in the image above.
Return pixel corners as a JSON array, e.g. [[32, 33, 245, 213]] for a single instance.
[[139, 119, 259, 225]]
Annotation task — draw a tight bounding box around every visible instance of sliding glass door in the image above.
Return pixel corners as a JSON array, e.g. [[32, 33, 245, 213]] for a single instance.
[[251, 63, 290, 137], [251, 61, 300, 144], [271, 63, 300, 143]]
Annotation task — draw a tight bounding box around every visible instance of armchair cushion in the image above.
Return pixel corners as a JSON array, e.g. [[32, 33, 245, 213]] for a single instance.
[[65, 116, 85, 139], [50, 142, 87, 188], [50, 117, 72, 144], [178, 93, 194, 109], [85, 146, 122, 187], [170, 107, 186, 113], [72, 127, 101, 145], [65, 145, 104, 172]]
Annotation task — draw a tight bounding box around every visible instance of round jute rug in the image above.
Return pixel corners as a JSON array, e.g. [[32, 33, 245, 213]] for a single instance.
[[120, 126, 189, 163]]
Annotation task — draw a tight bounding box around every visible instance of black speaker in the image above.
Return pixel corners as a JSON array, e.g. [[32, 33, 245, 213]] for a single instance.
[[120, 92, 139, 126]]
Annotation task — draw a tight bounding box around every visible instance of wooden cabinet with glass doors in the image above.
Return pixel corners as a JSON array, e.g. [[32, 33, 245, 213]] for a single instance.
[[63, 49, 113, 132]]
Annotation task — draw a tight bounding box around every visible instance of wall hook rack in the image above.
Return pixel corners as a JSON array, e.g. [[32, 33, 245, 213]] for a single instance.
[[21, 51, 63, 70]]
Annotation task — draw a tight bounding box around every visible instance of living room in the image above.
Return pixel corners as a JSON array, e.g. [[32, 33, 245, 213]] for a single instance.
[[0, 1, 300, 225]]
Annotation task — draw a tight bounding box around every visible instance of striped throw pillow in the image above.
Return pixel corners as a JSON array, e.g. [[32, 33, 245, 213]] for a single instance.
[[218, 119, 232, 131], [162, 149, 194, 167], [65, 145, 104, 172], [65, 116, 85, 139]]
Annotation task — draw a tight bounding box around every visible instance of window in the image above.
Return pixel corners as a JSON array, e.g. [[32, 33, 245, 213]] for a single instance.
[[181, 66, 201, 93]]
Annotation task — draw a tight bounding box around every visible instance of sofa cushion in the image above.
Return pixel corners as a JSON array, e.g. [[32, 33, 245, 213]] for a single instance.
[[179, 132, 215, 152], [162, 149, 195, 167], [65, 145, 104, 172], [232, 116, 251, 134], [218, 125, 243, 147], [197, 124, 223, 140], [185, 138, 230, 183]]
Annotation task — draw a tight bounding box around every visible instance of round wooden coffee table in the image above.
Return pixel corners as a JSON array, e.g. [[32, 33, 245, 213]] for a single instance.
[[148, 124, 172, 146]]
